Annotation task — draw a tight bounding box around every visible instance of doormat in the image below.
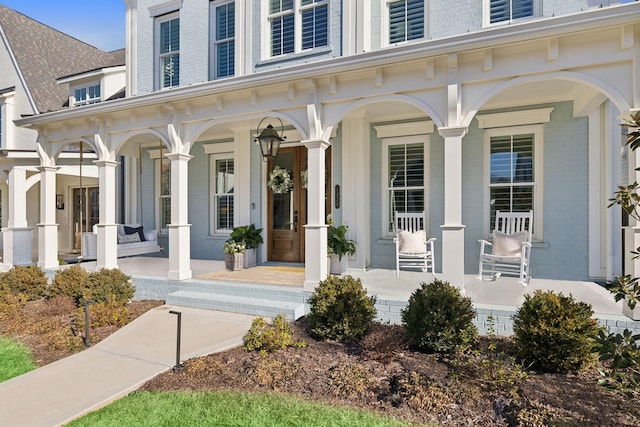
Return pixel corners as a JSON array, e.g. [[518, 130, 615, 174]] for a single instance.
[[196, 266, 304, 286], [264, 266, 305, 273]]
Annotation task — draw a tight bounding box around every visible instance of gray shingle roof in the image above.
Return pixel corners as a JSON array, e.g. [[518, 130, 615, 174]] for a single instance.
[[0, 5, 125, 113]]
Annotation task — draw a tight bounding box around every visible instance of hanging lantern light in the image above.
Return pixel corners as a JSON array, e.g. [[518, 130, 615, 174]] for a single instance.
[[255, 117, 286, 161]]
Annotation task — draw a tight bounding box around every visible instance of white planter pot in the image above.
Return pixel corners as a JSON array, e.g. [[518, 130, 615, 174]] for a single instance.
[[622, 297, 640, 320], [243, 248, 257, 268], [329, 254, 347, 275]]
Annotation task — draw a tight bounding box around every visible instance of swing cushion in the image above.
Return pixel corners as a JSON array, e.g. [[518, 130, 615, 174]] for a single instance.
[[124, 225, 146, 241], [118, 233, 141, 244]]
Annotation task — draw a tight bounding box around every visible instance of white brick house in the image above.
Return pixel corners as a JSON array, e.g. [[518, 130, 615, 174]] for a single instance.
[[9, 0, 640, 290]]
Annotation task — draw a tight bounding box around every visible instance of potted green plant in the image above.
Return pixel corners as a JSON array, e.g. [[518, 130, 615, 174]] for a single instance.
[[327, 215, 356, 275], [223, 240, 246, 271], [230, 224, 264, 268], [608, 274, 640, 320]]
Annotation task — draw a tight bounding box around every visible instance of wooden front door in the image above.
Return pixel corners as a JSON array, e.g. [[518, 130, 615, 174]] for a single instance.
[[268, 147, 307, 262]]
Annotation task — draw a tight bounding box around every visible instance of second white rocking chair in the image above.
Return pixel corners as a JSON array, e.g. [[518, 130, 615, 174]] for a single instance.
[[478, 210, 533, 286]]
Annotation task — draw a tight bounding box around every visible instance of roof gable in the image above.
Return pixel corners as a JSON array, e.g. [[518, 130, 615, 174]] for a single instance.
[[0, 5, 124, 113]]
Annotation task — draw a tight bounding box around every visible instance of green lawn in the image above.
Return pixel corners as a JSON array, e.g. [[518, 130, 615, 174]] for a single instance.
[[67, 390, 419, 427], [0, 335, 37, 382]]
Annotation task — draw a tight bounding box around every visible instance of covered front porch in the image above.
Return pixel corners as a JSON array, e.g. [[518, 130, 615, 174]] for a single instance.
[[75, 256, 639, 336]]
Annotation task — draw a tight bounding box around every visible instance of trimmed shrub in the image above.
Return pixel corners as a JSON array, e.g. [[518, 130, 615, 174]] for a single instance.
[[326, 363, 375, 398], [85, 269, 134, 305], [401, 279, 477, 354], [512, 290, 601, 373], [50, 264, 90, 306], [0, 266, 48, 301], [243, 314, 306, 354], [306, 275, 377, 342]]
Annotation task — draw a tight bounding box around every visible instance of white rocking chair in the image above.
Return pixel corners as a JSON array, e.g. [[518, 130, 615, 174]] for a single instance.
[[478, 210, 533, 286], [394, 211, 436, 277]]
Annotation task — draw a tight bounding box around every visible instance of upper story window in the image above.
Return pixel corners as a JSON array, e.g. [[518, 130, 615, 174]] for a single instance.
[[212, 1, 235, 79], [157, 12, 180, 89], [73, 84, 101, 107], [388, 0, 424, 44], [268, 0, 328, 57], [486, 0, 535, 25]]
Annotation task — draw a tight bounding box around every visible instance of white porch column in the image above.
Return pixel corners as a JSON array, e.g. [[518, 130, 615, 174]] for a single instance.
[[438, 126, 467, 289], [37, 166, 59, 269], [302, 139, 330, 290], [95, 160, 119, 270], [166, 152, 192, 280], [3, 167, 32, 267]]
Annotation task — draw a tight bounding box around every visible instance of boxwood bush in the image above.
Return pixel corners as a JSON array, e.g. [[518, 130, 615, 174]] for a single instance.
[[513, 290, 601, 373], [401, 279, 477, 354], [306, 275, 377, 342]]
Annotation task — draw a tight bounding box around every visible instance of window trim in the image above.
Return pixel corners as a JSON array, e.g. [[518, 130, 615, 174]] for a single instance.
[[263, 0, 329, 59], [382, 0, 426, 47], [210, 0, 236, 80], [155, 11, 180, 90], [381, 135, 430, 239], [482, 0, 540, 27], [482, 125, 544, 241], [207, 150, 237, 236]]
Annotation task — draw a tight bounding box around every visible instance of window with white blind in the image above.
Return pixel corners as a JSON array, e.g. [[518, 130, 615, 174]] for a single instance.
[[484, 126, 542, 238], [382, 136, 428, 237], [268, 0, 328, 57], [156, 12, 180, 89], [212, 1, 235, 79], [486, 0, 535, 25], [211, 154, 235, 234], [388, 0, 424, 44]]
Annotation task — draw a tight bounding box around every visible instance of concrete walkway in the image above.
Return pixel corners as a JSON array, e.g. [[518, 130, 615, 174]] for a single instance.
[[0, 306, 256, 427]]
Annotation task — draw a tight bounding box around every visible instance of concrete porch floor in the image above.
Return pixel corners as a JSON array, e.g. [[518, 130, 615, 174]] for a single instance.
[[79, 256, 624, 317]]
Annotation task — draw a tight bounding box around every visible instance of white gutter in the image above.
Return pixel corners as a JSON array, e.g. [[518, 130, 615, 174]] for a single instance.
[[16, 3, 640, 128]]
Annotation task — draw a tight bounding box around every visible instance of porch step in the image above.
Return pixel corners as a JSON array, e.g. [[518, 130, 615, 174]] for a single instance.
[[166, 290, 306, 321], [169, 280, 306, 304]]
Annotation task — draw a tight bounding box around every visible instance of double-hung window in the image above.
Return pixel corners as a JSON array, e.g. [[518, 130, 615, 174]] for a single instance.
[[157, 12, 180, 89], [484, 126, 542, 237], [212, 1, 235, 79], [268, 0, 328, 57], [73, 84, 101, 107], [211, 154, 235, 234], [486, 0, 534, 25], [388, 0, 424, 44], [383, 136, 428, 237]]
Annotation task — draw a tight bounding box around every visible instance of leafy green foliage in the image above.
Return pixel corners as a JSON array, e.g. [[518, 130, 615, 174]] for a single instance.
[[306, 275, 377, 342], [623, 110, 640, 151], [230, 224, 264, 249], [608, 274, 640, 310], [597, 329, 640, 398], [512, 290, 601, 373], [0, 266, 48, 301], [401, 279, 477, 354], [327, 215, 356, 260], [243, 314, 306, 354]]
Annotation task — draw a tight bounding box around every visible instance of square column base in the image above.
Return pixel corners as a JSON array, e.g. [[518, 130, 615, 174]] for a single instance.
[[441, 224, 466, 291], [37, 224, 59, 269], [2, 227, 33, 267], [168, 224, 192, 281]]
